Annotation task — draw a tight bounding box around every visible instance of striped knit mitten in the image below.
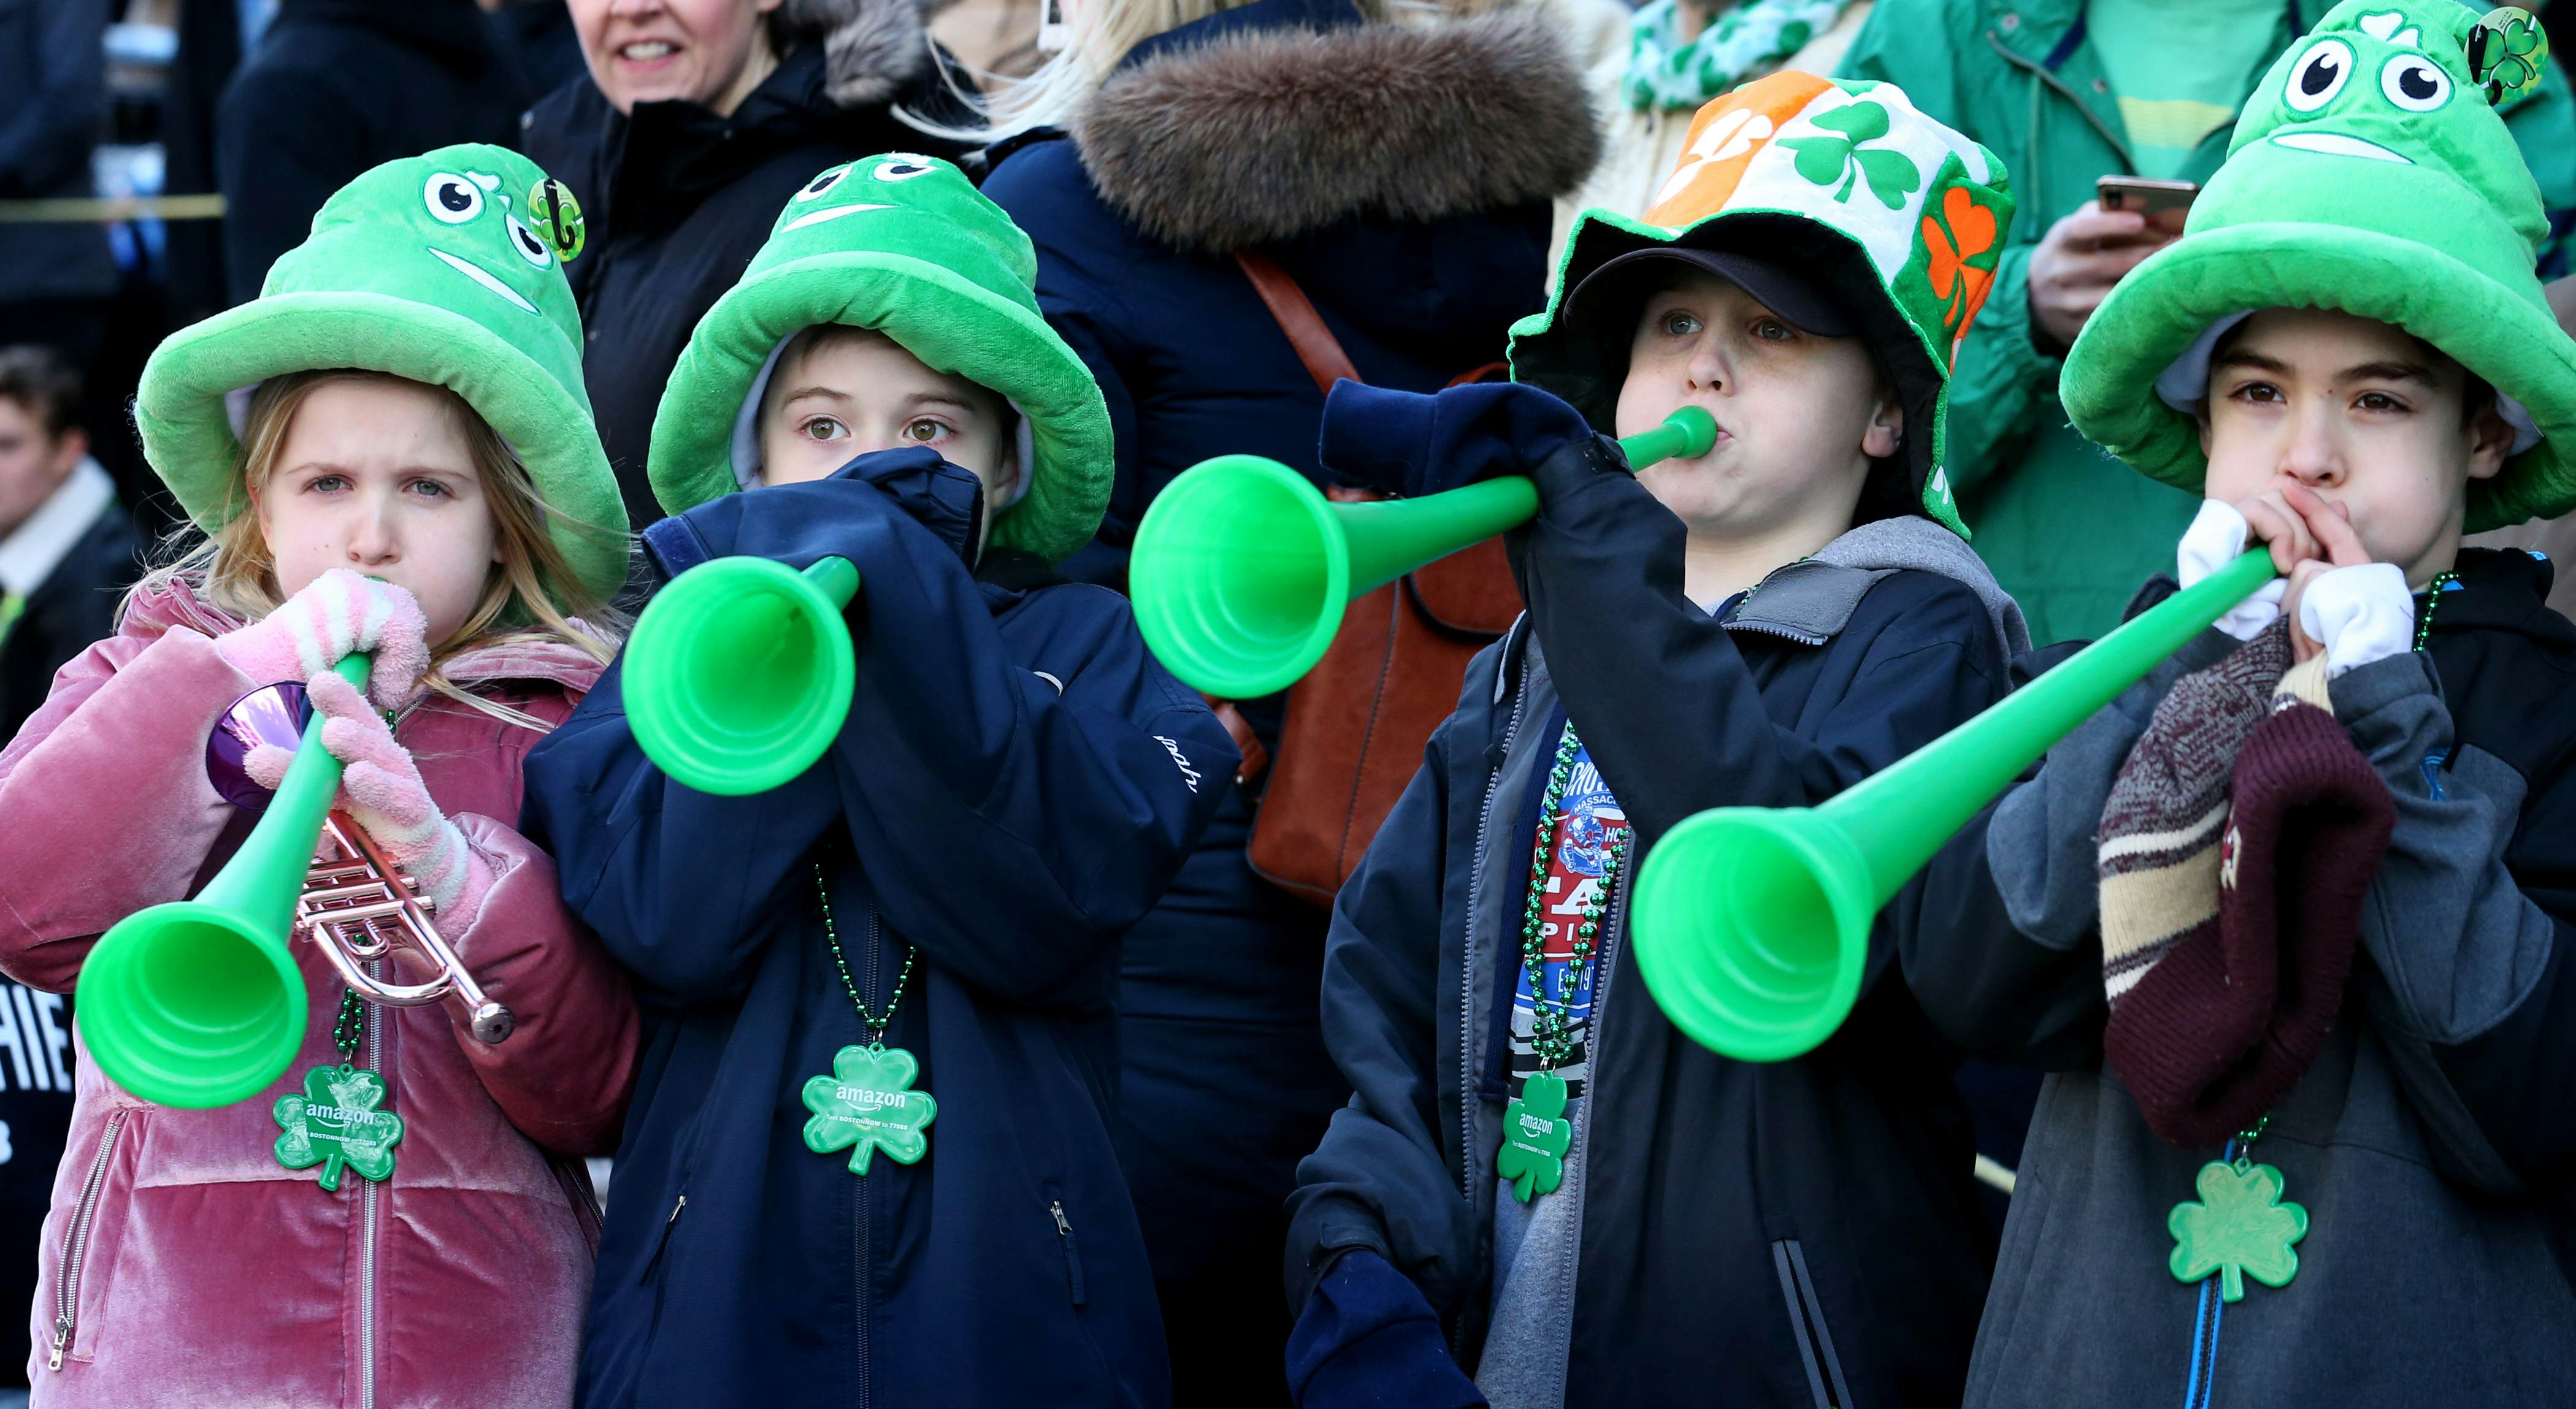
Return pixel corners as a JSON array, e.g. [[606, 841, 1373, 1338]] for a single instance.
[[243, 670, 492, 927], [214, 568, 431, 711]]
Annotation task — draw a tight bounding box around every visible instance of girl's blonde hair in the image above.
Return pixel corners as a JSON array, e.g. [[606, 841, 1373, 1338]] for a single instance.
[[131, 368, 629, 732]]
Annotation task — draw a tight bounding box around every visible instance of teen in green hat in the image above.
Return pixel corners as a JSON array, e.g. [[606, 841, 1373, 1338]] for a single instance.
[[0, 145, 639, 1405], [1281, 72, 2034, 1407], [518, 155, 1234, 1407], [1909, 6, 2576, 1402]]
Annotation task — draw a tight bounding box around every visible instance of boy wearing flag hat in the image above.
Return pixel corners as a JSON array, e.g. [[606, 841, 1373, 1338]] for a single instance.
[[519, 155, 1233, 1408], [1281, 74, 2030, 1407], [1907, 4, 2576, 1402]]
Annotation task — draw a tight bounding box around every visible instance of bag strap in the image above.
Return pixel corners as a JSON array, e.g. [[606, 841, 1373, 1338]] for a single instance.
[[1234, 250, 1361, 395]]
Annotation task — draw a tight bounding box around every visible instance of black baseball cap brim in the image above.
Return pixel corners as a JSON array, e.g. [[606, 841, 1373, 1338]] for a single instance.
[[1566, 247, 1859, 340]]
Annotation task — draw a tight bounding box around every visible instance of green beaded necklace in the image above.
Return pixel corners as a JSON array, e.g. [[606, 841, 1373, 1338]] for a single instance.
[[797, 863, 939, 1175], [1497, 723, 1631, 1203]]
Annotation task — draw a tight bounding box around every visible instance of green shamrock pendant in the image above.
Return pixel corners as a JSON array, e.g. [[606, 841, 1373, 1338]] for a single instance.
[[801, 1044, 938, 1175], [1497, 1070, 1574, 1203], [273, 1065, 404, 1191], [2168, 1159, 2309, 1302]]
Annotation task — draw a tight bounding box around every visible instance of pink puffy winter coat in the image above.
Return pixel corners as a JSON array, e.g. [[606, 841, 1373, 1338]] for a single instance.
[[0, 585, 640, 1408]]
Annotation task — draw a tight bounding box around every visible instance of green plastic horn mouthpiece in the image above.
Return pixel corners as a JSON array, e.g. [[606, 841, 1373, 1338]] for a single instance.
[[80, 653, 374, 1109], [624, 556, 862, 796], [1628, 550, 2283, 1063], [1130, 406, 1719, 699]]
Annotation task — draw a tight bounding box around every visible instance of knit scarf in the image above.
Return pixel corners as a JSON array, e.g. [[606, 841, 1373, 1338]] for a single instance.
[[1621, 0, 1852, 112], [2095, 624, 2396, 1147]]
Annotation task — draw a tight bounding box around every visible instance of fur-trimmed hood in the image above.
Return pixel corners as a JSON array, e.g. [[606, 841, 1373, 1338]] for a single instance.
[[780, 0, 936, 107], [1069, 6, 1600, 253]]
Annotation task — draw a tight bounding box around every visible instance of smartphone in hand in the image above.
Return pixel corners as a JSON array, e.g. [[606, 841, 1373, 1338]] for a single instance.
[[2097, 176, 2197, 239]]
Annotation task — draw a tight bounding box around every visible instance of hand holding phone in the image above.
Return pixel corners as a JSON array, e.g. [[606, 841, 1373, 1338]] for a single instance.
[[2096, 176, 2198, 239]]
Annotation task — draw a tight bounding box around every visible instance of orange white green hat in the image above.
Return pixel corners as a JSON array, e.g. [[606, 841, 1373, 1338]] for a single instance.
[[1509, 71, 2016, 538]]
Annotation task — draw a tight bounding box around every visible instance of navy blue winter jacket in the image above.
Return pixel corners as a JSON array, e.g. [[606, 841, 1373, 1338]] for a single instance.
[[520, 449, 1234, 1408], [1286, 434, 2012, 1406], [978, 0, 1595, 1321]]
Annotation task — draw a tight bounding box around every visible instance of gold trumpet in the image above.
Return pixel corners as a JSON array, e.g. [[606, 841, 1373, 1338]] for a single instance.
[[301, 811, 513, 1045]]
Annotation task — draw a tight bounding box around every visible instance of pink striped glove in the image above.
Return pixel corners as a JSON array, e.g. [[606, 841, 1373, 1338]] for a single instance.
[[244, 671, 494, 928], [215, 569, 431, 711]]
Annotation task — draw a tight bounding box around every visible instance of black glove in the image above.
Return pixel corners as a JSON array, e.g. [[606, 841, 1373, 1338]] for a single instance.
[[1318, 381, 1604, 500]]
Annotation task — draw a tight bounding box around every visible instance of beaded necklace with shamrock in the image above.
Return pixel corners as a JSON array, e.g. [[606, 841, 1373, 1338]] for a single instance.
[[797, 863, 939, 1175], [1496, 722, 1631, 1204], [270, 987, 406, 1191]]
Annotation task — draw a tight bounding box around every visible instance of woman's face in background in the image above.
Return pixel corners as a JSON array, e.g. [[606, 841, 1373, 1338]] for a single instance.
[[569, 0, 783, 116]]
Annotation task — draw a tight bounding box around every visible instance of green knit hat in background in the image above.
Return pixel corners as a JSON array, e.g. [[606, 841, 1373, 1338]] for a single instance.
[[2063, 2, 2574, 532], [647, 155, 1113, 565], [136, 143, 628, 607]]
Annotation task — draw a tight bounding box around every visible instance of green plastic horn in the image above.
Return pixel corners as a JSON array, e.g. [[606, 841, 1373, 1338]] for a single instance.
[[1130, 407, 1720, 698], [1628, 549, 2282, 1063], [624, 555, 862, 796], [80, 654, 373, 1109]]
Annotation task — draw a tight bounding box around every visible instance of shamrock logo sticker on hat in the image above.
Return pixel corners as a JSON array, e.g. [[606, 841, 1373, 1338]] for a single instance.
[[527, 177, 585, 264], [2467, 7, 2547, 105]]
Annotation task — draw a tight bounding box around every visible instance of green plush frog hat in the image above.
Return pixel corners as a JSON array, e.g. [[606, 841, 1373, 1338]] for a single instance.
[[646, 155, 1113, 565], [2063, 2, 2574, 532], [1509, 71, 2016, 538], [135, 143, 628, 606]]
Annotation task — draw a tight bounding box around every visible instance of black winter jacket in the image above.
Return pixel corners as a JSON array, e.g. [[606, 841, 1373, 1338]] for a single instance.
[[520, 449, 1235, 1408], [217, 0, 529, 304], [1287, 451, 2010, 1407], [520, 13, 975, 529]]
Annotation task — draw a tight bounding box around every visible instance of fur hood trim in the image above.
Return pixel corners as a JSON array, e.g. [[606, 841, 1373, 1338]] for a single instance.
[[783, 0, 933, 107], [1071, 9, 1600, 253]]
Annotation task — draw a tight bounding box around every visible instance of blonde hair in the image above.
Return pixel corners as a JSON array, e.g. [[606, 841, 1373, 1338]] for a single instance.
[[130, 369, 629, 732]]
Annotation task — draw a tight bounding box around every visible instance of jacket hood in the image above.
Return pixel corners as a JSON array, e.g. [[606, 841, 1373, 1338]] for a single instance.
[[1716, 514, 2031, 659], [1067, 1, 1600, 254], [784, 0, 938, 108]]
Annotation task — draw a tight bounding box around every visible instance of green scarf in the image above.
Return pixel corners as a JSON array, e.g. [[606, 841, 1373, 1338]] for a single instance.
[[1622, 0, 1852, 112]]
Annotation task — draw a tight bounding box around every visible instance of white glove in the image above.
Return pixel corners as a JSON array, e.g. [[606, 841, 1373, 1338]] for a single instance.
[[2297, 562, 2414, 679], [2179, 500, 2289, 641]]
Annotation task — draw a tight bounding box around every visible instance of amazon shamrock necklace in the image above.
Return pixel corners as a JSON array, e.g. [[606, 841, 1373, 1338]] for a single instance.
[[799, 864, 938, 1174], [1498, 724, 1630, 1203]]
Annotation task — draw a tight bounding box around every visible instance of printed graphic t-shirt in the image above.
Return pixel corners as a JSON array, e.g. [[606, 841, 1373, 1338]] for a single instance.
[[1506, 734, 1633, 1104]]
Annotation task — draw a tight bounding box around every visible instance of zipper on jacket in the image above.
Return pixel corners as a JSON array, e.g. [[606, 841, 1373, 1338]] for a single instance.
[[1049, 1197, 1087, 1305], [1771, 1240, 1854, 1409], [1457, 646, 1533, 1200], [48, 1107, 128, 1371], [645, 1192, 688, 1280], [360, 971, 386, 1409]]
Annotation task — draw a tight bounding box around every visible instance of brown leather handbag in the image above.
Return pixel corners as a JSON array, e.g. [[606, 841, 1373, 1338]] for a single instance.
[[1222, 250, 1522, 907]]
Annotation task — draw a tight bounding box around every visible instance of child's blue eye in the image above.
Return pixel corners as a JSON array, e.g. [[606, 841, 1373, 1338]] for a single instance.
[[1660, 311, 1701, 337], [1754, 319, 1793, 342]]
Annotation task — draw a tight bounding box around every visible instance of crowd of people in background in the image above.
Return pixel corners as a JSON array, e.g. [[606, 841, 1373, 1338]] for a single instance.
[[0, 0, 2572, 1407]]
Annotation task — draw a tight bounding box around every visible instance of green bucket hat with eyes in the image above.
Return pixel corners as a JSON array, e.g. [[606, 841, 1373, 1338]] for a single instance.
[[134, 143, 627, 608], [646, 154, 1113, 565], [2063, 2, 2575, 532]]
